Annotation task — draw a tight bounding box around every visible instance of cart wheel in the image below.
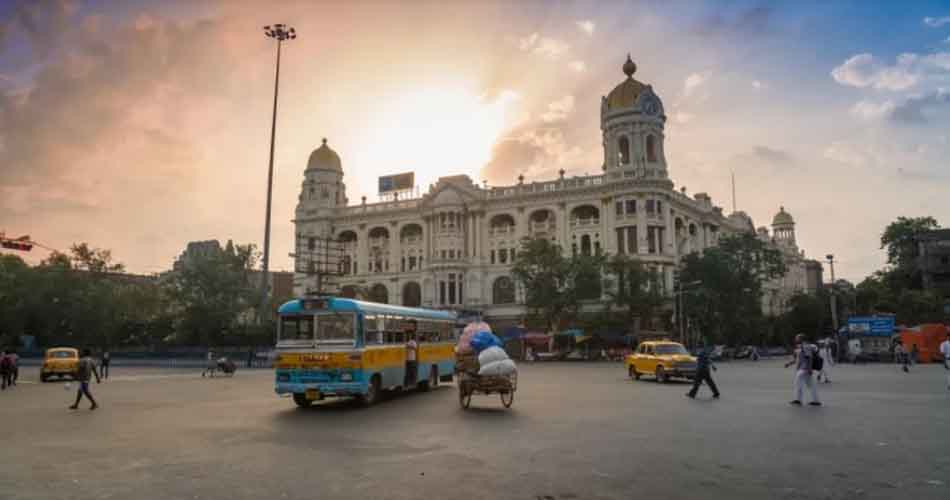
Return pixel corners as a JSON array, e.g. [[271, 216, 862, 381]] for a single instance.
[[459, 385, 472, 409], [500, 390, 514, 408]]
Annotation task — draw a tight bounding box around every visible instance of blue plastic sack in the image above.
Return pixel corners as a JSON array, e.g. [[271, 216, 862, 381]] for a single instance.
[[470, 331, 503, 353]]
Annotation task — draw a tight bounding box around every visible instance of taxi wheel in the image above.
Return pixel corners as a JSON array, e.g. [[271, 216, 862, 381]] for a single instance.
[[40, 374, 49, 383], [292, 393, 312, 408], [628, 365, 641, 380], [655, 366, 667, 383]]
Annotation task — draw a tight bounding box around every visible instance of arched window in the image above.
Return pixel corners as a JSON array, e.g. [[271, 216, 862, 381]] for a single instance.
[[618, 136, 630, 165], [402, 282, 421, 307], [492, 277, 515, 305], [646, 135, 657, 162], [369, 284, 388, 304]]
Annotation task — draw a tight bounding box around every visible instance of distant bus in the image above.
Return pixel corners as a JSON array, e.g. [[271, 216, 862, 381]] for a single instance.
[[274, 296, 457, 407]]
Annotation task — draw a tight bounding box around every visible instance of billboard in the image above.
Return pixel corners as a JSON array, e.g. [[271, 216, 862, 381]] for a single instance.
[[378, 172, 414, 193], [847, 316, 895, 337]]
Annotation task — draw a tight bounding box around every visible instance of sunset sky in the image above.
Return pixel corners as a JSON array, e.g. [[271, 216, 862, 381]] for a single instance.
[[2, 0, 950, 282]]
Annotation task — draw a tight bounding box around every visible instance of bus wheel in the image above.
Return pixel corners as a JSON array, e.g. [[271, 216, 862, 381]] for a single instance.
[[360, 375, 381, 406], [292, 393, 312, 408]]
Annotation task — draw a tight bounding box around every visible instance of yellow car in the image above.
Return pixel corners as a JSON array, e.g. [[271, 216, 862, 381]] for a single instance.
[[626, 341, 697, 383], [40, 348, 80, 382]]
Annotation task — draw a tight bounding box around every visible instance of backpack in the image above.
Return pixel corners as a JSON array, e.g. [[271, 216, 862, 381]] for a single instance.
[[810, 347, 823, 371]]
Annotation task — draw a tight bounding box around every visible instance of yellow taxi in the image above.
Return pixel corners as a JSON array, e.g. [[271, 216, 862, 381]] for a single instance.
[[40, 347, 80, 382], [626, 340, 697, 383]]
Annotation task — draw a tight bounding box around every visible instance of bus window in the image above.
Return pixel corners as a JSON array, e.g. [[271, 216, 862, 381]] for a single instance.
[[315, 313, 355, 342], [279, 316, 314, 343], [365, 315, 383, 344]]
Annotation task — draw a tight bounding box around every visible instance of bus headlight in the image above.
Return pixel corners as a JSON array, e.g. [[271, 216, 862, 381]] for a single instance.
[[340, 372, 353, 382]]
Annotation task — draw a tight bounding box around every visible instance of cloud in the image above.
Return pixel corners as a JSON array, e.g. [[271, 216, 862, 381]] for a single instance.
[[674, 111, 694, 124], [850, 90, 950, 124], [823, 141, 873, 167], [752, 80, 766, 90], [831, 51, 950, 91], [481, 127, 585, 184], [518, 33, 569, 59], [923, 16, 950, 27], [683, 71, 711, 97], [889, 89, 950, 124], [568, 60, 587, 72], [693, 5, 774, 38], [540, 95, 575, 123], [748, 146, 795, 165], [575, 20, 595, 36]]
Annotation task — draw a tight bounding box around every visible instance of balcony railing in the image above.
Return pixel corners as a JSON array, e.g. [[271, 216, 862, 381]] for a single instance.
[[570, 218, 600, 228], [530, 221, 556, 233], [369, 237, 390, 248], [490, 226, 514, 236], [401, 236, 422, 245]]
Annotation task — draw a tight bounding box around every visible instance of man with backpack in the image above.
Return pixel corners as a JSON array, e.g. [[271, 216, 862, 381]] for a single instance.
[[785, 334, 821, 406], [0, 350, 13, 390], [69, 348, 101, 410]]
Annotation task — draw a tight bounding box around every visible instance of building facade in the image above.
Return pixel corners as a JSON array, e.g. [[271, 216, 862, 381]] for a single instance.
[[292, 56, 818, 324], [915, 229, 950, 293]]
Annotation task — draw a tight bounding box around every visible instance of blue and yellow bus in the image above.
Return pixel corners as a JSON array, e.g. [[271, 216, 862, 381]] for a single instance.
[[274, 296, 458, 407]]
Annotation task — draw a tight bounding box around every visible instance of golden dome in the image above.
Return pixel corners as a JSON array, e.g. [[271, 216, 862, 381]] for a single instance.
[[307, 138, 342, 173], [606, 55, 648, 111], [772, 206, 795, 226]]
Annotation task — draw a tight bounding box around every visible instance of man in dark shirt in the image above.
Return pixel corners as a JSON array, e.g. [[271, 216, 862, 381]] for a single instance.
[[687, 342, 720, 399], [70, 348, 101, 410]]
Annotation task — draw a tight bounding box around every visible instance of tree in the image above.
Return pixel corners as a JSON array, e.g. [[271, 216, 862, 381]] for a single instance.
[[166, 242, 260, 346], [511, 237, 604, 333], [603, 255, 666, 333], [679, 233, 787, 346], [880, 216, 940, 289]]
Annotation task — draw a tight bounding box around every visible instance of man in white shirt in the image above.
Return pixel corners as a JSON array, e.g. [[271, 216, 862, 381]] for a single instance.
[[817, 340, 834, 383], [939, 332, 950, 391], [785, 334, 821, 406], [404, 320, 419, 387]]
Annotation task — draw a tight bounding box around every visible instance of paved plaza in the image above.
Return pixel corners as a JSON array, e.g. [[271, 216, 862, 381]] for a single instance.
[[1, 360, 948, 500]]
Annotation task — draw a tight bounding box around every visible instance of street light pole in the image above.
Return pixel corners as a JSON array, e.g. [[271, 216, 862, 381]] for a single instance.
[[826, 254, 839, 358], [259, 24, 296, 323]]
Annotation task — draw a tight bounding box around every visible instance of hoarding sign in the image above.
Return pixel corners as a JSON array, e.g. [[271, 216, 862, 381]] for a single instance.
[[378, 172, 414, 193], [847, 316, 895, 337]]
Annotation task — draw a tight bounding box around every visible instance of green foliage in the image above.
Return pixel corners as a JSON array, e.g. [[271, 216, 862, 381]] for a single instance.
[[879, 216, 940, 289], [603, 254, 666, 331], [511, 237, 604, 332], [679, 233, 787, 346]]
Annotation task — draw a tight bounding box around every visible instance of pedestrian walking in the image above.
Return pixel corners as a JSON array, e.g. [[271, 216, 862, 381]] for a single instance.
[[785, 334, 821, 406], [910, 344, 919, 365], [9, 350, 17, 386], [895, 342, 910, 373], [247, 348, 254, 369], [405, 333, 418, 387], [686, 342, 720, 399], [817, 340, 833, 383], [201, 350, 216, 378], [100, 350, 111, 379], [0, 350, 13, 390], [939, 332, 950, 392], [69, 348, 101, 410]]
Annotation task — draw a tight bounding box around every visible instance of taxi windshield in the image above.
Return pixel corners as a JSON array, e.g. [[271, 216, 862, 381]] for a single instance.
[[48, 350, 76, 359], [655, 344, 688, 355]]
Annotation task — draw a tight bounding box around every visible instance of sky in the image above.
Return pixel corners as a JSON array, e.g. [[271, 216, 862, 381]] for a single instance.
[[2, 0, 950, 282]]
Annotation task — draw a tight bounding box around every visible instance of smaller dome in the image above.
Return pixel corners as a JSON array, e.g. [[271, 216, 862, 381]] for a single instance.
[[772, 206, 795, 226], [307, 138, 342, 173]]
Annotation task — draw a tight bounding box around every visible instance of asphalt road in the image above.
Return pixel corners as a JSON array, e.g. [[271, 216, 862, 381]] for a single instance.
[[1, 360, 948, 500]]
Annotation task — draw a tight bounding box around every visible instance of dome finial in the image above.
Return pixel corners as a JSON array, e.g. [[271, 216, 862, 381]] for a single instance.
[[623, 54, 636, 78], [321, 137, 327, 146]]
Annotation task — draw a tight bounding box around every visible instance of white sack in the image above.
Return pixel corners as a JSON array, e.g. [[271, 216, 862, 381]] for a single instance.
[[478, 346, 509, 366], [478, 358, 517, 376]]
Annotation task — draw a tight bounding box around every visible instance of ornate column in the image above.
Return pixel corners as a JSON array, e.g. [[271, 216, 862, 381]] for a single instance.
[[664, 202, 674, 256], [357, 224, 368, 276], [559, 202, 569, 250], [602, 197, 612, 255], [636, 197, 647, 255], [390, 221, 401, 274]]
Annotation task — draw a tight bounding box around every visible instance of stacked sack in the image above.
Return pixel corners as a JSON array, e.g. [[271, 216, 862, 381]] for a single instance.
[[471, 331, 517, 377]]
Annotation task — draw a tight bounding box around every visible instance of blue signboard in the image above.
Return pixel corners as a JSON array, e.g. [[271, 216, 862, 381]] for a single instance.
[[847, 316, 895, 337]]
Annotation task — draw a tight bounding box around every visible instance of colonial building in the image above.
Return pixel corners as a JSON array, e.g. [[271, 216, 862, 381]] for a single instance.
[[291, 56, 818, 325]]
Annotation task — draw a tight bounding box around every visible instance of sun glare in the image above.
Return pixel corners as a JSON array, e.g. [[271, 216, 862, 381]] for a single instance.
[[350, 85, 519, 197]]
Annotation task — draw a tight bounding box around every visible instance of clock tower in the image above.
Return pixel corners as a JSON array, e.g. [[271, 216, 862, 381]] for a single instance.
[[600, 55, 668, 181]]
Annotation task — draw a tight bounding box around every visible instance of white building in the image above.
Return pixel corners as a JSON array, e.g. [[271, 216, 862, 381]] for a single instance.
[[291, 55, 817, 325]]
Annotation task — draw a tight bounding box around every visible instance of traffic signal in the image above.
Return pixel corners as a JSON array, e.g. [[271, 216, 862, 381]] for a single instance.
[[0, 235, 33, 252]]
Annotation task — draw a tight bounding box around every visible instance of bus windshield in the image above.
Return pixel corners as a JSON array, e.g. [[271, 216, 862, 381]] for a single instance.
[[278, 313, 355, 345]]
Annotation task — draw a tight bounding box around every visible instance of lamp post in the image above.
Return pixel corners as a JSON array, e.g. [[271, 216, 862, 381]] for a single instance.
[[259, 24, 296, 322], [675, 280, 702, 347], [826, 254, 839, 361]]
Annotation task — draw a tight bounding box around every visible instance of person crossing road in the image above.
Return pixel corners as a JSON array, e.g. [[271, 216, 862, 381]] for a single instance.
[[686, 342, 720, 399]]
